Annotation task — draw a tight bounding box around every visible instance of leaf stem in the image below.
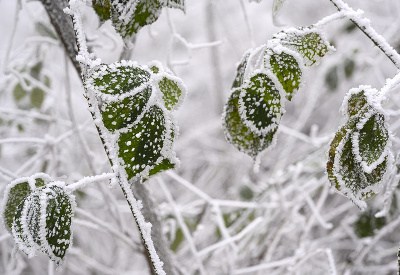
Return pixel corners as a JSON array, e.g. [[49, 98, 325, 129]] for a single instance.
[[329, 0, 400, 69]]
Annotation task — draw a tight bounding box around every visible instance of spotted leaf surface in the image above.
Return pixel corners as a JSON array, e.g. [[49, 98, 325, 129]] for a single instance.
[[162, 0, 185, 11], [223, 90, 277, 160], [274, 27, 334, 66], [327, 86, 393, 209], [85, 60, 186, 181], [10, 181, 75, 266], [265, 49, 303, 100], [238, 72, 283, 135], [2, 173, 51, 234]]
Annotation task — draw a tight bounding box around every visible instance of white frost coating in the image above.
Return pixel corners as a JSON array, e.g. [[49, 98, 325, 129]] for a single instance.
[[376, 173, 400, 218], [1, 173, 52, 230], [119, 176, 166, 275], [238, 69, 286, 136], [66, 173, 115, 191], [330, 0, 400, 69]]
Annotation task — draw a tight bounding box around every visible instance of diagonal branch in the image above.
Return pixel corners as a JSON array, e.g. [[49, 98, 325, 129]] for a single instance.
[[39, 0, 82, 76]]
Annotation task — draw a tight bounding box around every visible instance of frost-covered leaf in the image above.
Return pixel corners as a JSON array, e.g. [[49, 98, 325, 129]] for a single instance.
[[342, 88, 368, 118], [353, 208, 386, 238], [2, 173, 51, 233], [118, 105, 178, 180], [85, 60, 185, 181], [238, 72, 284, 135], [111, 0, 163, 41], [265, 49, 303, 100], [232, 51, 251, 89], [92, 0, 112, 23], [11, 183, 75, 266], [91, 63, 150, 95], [274, 28, 334, 66], [223, 89, 277, 160], [354, 112, 389, 170], [327, 113, 392, 209], [272, 0, 285, 16], [161, 0, 185, 11], [157, 75, 185, 111], [101, 86, 152, 131]]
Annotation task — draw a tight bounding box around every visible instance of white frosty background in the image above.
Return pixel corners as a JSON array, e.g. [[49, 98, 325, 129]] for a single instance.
[[0, 0, 400, 274]]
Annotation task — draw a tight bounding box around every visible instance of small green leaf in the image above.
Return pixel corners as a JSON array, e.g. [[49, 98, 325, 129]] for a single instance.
[[92, 64, 150, 95], [276, 28, 334, 66], [232, 51, 251, 89], [30, 88, 45, 109], [353, 208, 386, 238], [42, 185, 74, 264], [223, 89, 277, 160], [92, 0, 111, 23], [239, 72, 283, 135], [344, 58, 355, 78], [13, 83, 27, 102], [111, 0, 163, 40], [157, 76, 184, 110], [266, 49, 302, 100], [344, 89, 368, 118], [239, 185, 254, 201], [272, 0, 285, 16], [355, 112, 389, 168], [101, 85, 152, 131], [325, 66, 339, 91], [11, 183, 75, 266]]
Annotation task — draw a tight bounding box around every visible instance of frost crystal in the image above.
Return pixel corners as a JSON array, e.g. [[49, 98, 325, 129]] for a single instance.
[[84, 60, 186, 182]]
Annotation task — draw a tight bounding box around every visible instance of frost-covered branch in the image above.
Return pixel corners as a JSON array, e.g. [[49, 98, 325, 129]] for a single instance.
[[329, 0, 400, 69], [39, 0, 82, 75]]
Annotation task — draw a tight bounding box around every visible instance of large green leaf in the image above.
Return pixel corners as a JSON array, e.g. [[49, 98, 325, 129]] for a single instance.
[[223, 89, 277, 160], [85, 61, 185, 181], [275, 28, 334, 66], [92, 0, 111, 23], [2, 174, 50, 233], [238, 72, 283, 135], [265, 49, 303, 100]]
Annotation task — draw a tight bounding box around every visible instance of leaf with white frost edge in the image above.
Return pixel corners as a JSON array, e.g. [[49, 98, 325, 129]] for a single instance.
[[160, 0, 185, 12], [264, 47, 304, 100], [84, 60, 185, 182], [11, 182, 75, 265], [327, 113, 393, 210], [273, 27, 335, 66], [232, 50, 251, 89], [223, 89, 278, 160], [352, 111, 390, 173], [238, 70, 285, 136], [2, 173, 51, 234]]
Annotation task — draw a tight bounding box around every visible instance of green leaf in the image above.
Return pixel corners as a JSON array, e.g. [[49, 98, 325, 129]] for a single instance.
[[118, 105, 177, 180], [276, 28, 334, 66], [101, 85, 152, 131], [223, 89, 277, 160], [13, 83, 27, 102], [325, 66, 339, 91], [344, 58, 355, 78], [86, 61, 184, 181], [353, 208, 386, 238], [111, 0, 163, 40], [2, 174, 50, 233], [157, 76, 184, 110], [343, 88, 368, 118], [355, 112, 389, 168], [232, 51, 251, 89], [239, 72, 283, 135], [30, 88, 45, 109], [91, 64, 150, 95], [41, 185, 74, 265], [266, 49, 303, 100], [11, 184, 75, 265], [92, 0, 111, 23], [272, 0, 285, 16]]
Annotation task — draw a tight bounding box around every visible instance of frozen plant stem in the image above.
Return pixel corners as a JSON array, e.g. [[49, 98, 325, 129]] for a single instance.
[[329, 0, 400, 69], [40, 1, 172, 274]]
